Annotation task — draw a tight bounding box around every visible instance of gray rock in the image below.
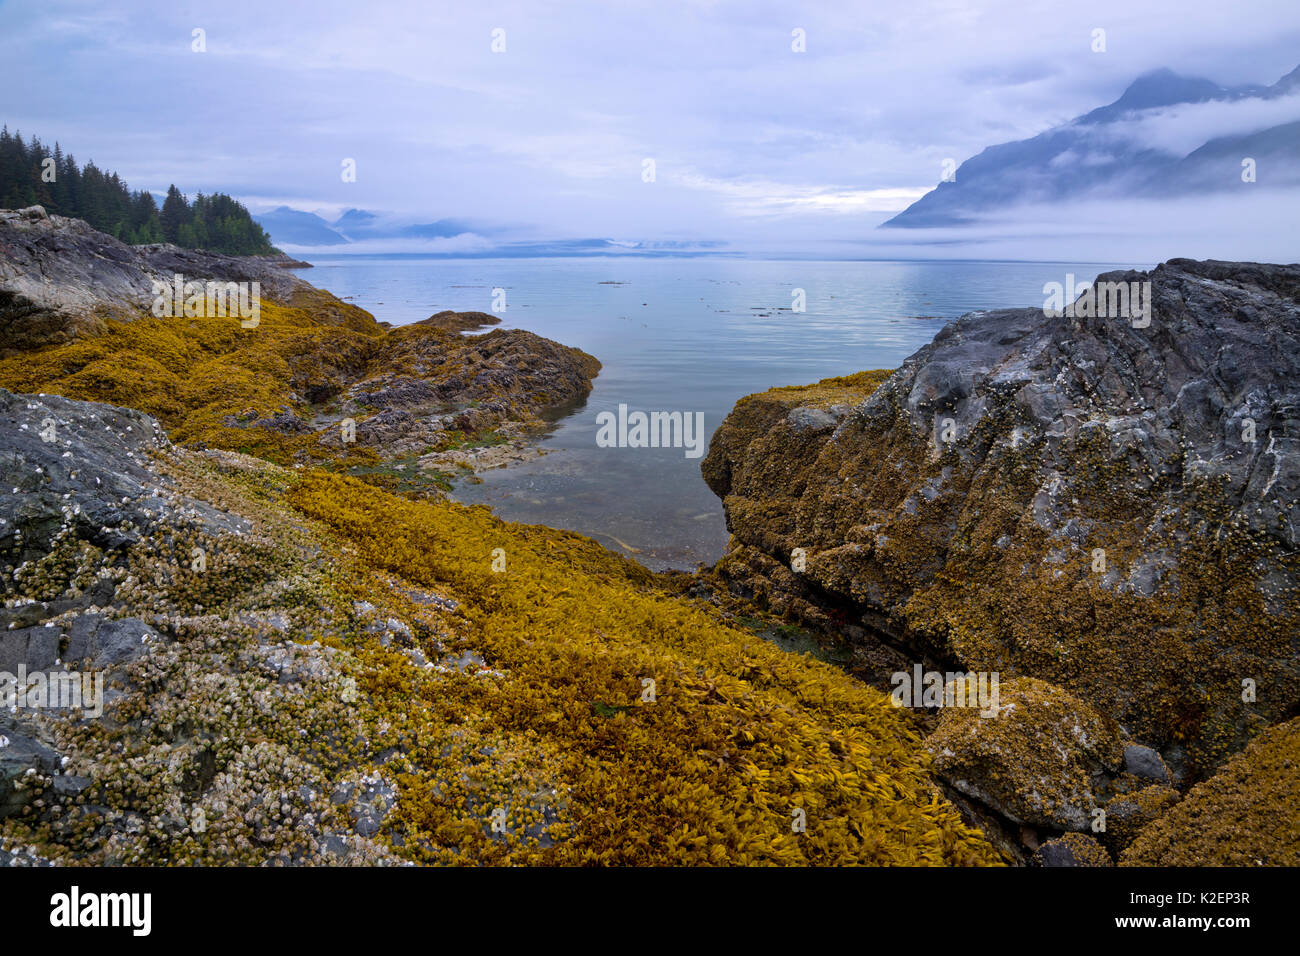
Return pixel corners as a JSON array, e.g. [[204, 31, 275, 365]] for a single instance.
[[50, 774, 92, 798], [1123, 744, 1172, 783], [1032, 834, 1113, 867], [63, 615, 164, 670], [0, 625, 63, 673], [0, 723, 62, 819], [0, 388, 249, 575], [787, 406, 841, 433], [1034, 840, 1082, 866]]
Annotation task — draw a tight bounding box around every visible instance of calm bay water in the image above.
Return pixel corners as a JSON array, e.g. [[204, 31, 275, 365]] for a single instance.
[[297, 256, 1144, 570]]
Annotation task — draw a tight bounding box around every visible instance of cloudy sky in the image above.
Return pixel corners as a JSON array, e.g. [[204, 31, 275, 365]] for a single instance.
[[3, 0, 1299, 258]]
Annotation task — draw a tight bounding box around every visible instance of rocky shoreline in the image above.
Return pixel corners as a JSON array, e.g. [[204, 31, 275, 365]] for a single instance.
[[0, 207, 600, 493], [0, 396, 996, 866], [2, 210, 1297, 866], [1, 211, 1005, 866]]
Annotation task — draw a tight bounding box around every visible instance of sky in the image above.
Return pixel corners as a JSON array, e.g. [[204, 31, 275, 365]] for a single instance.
[[2, 0, 1299, 259]]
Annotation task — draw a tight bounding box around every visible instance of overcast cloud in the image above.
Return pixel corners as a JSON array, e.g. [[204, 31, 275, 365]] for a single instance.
[[2, 0, 1298, 259]]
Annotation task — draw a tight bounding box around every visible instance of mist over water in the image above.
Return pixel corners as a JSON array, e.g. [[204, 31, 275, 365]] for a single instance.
[[300, 256, 1145, 569]]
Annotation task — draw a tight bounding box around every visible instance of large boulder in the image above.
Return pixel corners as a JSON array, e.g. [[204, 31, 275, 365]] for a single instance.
[[1033, 832, 1113, 867], [927, 677, 1124, 830], [704, 259, 1300, 778]]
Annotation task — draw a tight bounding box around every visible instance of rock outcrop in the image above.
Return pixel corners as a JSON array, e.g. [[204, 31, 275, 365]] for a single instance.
[[0, 207, 311, 355], [703, 259, 1300, 786], [0, 210, 601, 486]]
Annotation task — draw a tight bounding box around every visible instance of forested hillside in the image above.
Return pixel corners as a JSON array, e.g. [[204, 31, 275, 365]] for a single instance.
[[0, 127, 275, 254]]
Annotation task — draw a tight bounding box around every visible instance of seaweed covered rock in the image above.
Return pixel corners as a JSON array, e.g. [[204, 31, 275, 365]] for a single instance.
[[703, 259, 1300, 778], [1120, 717, 1300, 866], [320, 322, 601, 464], [926, 677, 1124, 830], [1100, 784, 1180, 856]]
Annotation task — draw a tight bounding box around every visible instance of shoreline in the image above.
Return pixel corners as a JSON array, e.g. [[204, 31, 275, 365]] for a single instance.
[[3, 210, 1299, 866]]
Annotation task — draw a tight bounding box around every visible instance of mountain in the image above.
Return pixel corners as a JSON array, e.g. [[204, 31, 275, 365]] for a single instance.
[[331, 208, 477, 241], [253, 206, 348, 246], [248, 205, 733, 257], [331, 207, 378, 238], [254, 206, 485, 247], [884, 64, 1300, 228]]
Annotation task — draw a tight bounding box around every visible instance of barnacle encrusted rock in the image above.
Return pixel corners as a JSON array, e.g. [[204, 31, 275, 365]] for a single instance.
[[1120, 716, 1300, 866], [703, 259, 1300, 778], [926, 677, 1124, 830], [1033, 832, 1112, 867], [0, 388, 403, 861]]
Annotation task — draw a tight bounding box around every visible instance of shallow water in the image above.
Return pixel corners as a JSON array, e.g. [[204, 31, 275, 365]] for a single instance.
[[297, 256, 1145, 570]]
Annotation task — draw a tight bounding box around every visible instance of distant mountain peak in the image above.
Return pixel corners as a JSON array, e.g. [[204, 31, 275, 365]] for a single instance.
[[883, 61, 1300, 228], [252, 207, 349, 246], [1273, 62, 1300, 94], [1081, 67, 1225, 123], [333, 208, 377, 227]]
